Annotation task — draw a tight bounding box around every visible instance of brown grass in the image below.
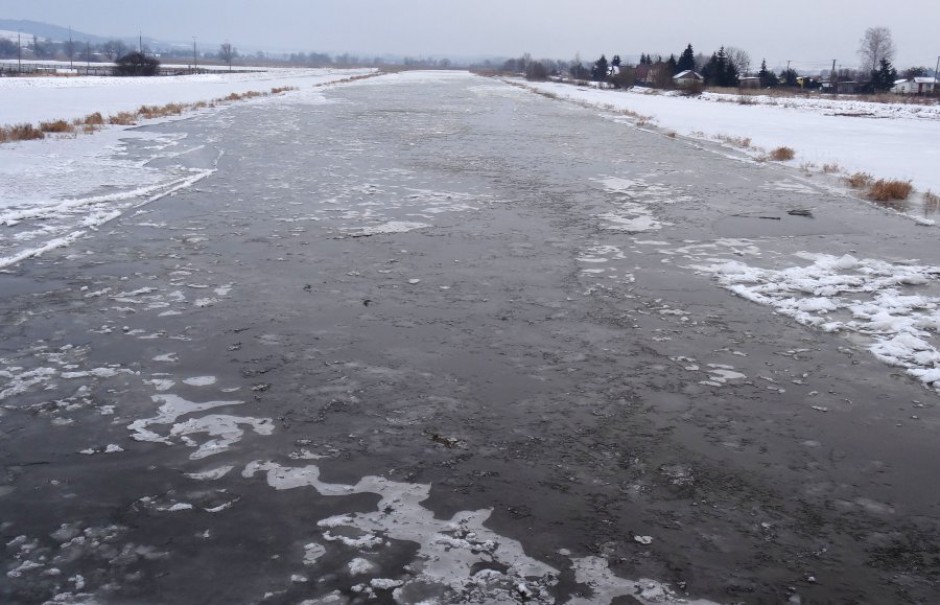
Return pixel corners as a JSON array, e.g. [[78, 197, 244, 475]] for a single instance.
[[716, 134, 752, 149], [769, 146, 796, 161], [708, 86, 938, 107], [923, 190, 940, 215], [1, 72, 385, 146], [39, 119, 74, 133], [843, 172, 874, 189], [138, 103, 185, 119], [83, 112, 105, 126], [822, 163, 842, 174], [108, 111, 138, 125], [868, 179, 913, 203], [312, 73, 378, 87], [1, 123, 46, 142]]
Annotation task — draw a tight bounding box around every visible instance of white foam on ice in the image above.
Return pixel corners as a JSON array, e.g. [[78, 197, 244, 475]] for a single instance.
[[243, 461, 713, 604], [184, 466, 235, 481], [342, 221, 431, 237], [567, 556, 719, 605], [170, 414, 275, 460], [697, 252, 940, 391], [127, 394, 243, 443]]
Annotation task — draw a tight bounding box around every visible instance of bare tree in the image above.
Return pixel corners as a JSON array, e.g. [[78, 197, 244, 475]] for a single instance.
[[726, 47, 751, 77], [858, 26, 895, 74], [102, 40, 127, 61], [219, 42, 236, 71]]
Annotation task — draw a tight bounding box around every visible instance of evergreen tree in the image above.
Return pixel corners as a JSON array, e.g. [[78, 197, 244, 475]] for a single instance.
[[702, 47, 738, 87], [780, 68, 799, 87], [871, 58, 898, 91], [677, 44, 695, 73], [591, 54, 609, 81], [666, 54, 678, 75], [721, 47, 740, 87], [570, 61, 590, 80], [757, 59, 778, 87], [702, 52, 717, 84]]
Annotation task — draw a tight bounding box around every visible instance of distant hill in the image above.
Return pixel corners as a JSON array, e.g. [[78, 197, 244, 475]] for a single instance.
[[0, 19, 162, 49]]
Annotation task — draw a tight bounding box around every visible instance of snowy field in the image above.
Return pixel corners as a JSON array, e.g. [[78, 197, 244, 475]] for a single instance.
[[518, 80, 940, 195], [0, 67, 374, 270]]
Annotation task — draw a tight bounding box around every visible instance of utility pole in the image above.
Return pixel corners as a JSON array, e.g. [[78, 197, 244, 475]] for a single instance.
[[17, 30, 21, 73], [935, 56, 939, 94], [831, 59, 837, 94], [68, 26, 73, 71], [139, 31, 142, 54], [193, 37, 198, 73], [86, 41, 91, 74]]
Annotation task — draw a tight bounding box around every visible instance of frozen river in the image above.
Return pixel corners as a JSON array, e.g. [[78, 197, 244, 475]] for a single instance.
[[2, 71, 940, 604]]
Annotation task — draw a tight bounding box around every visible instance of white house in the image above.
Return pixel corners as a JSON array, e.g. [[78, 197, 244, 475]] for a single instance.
[[892, 77, 937, 95]]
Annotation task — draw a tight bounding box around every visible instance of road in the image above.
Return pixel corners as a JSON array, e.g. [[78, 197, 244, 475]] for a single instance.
[[2, 71, 940, 604]]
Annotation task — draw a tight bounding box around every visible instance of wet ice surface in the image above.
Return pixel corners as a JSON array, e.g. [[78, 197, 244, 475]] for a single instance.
[[594, 176, 692, 234], [3, 71, 940, 605]]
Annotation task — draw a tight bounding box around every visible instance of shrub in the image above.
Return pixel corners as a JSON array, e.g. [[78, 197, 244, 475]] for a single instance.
[[770, 146, 795, 161], [114, 52, 160, 76], [843, 172, 873, 189], [6, 123, 45, 141], [868, 179, 912, 202], [39, 119, 73, 133], [138, 103, 185, 119], [83, 112, 105, 126], [525, 61, 549, 81], [822, 163, 841, 174], [108, 111, 138, 125]]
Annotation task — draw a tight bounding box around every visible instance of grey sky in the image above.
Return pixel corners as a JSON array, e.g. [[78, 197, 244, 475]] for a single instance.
[[2, 0, 937, 71]]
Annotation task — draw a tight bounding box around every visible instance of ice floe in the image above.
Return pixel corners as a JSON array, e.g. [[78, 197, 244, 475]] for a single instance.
[[697, 252, 940, 391]]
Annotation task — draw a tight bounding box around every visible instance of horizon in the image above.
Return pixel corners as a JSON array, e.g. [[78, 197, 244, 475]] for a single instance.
[[1, 1, 938, 73]]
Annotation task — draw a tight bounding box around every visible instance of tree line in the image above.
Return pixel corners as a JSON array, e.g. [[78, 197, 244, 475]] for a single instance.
[[0, 35, 389, 69], [511, 27, 932, 94]]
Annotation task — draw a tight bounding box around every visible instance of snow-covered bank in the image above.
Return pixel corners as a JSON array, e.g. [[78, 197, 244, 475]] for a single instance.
[[0, 67, 374, 125], [0, 68, 375, 270], [517, 80, 940, 195]]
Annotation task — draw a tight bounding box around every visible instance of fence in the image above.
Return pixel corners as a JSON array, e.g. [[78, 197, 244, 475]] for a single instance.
[[0, 63, 258, 77]]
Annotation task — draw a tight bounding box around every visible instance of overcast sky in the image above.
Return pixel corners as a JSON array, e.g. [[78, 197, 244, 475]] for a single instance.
[[2, 0, 937, 71]]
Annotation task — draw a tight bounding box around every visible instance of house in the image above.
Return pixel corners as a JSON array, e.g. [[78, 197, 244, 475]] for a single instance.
[[673, 70, 703, 89], [892, 77, 937, 95], [834, 81, 859, 94]]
